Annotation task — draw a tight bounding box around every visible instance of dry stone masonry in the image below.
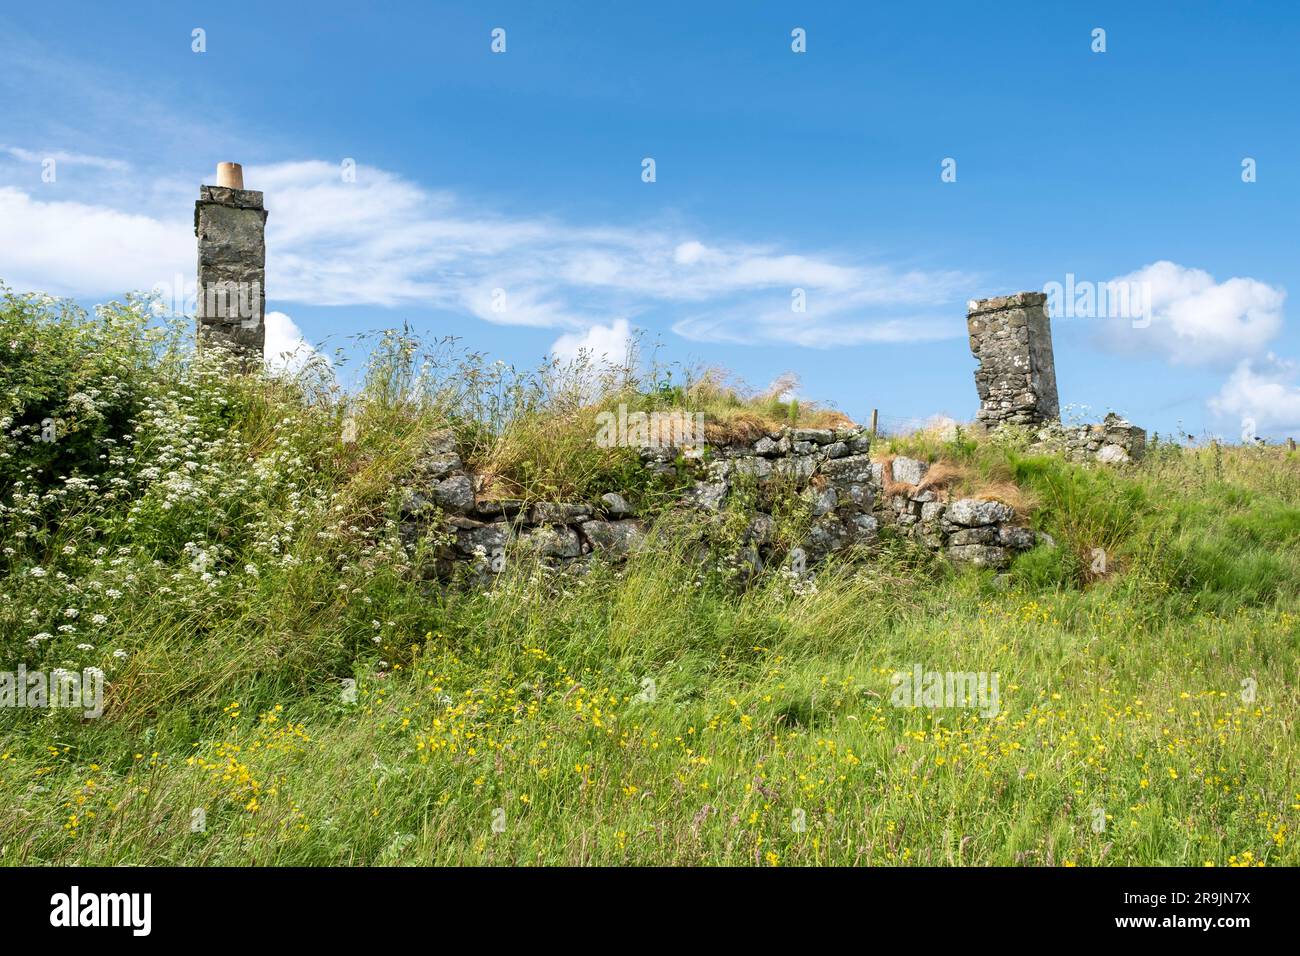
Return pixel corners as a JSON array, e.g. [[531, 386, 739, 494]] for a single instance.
[[174, 160, 1152, 584], [393, 288, 1169, 584], [1032, 412, 1148, 465], [968, 292, 1060, 428], [194, 162, 267, 361], [179, 162, 1140, 582], [399, 424, 1049, 582]]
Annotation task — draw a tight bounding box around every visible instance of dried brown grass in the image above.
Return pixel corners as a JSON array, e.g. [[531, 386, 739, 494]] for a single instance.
[[875, 454, 1035, 517], [704, 412, 772, 446]]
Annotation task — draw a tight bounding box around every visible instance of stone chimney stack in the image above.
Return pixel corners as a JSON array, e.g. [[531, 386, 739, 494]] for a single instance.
[[967, 292, 1060, 428], [194, 162, 267, 362]]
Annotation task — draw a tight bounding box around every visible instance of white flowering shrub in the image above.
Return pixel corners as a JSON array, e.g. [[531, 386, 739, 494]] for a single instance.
[[0, 291, 423, 720]]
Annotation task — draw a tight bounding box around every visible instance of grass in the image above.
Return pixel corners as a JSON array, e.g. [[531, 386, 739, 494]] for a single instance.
[[1, 289, 1297, 866]]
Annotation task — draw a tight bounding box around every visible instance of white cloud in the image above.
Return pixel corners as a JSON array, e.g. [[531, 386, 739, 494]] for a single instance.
[[263, 310, 326, 375], [254, 160, 973, 345], [1208, 355, 1300, 433], [1099, 261, 1285, 365], [673, 240, 717, 266], [0, 187, 189, 297], [0, 159, 973, 348], [550, 318, 632, 367]]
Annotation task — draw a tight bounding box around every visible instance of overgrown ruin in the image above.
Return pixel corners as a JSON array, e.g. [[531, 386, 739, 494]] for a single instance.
[[399, 424, 1047, 579], [191, 169, 1147, 574], [967, 291, 1147, 463]]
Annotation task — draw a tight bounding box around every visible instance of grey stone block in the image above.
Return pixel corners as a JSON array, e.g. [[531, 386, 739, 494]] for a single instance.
[[997, 525, 1036, 550], [475, 498, 526, 518], [599, 492, 633, 517], [946, 498, 1015, 526], [808, 486, 838, 516], [949, 526, 999, 546], [531, 502, 591, 524], [820, 454, 873, 486], [732, 456, 774, 480], [920, 501, 946, 524], [946, 544, 1011, 568], [689, 481, 728, 511], [519, 526, 582, 558], [580, 520, 645, 558], [792, 428, 835, 444], [891, 456, 928, 485], [457, 523, 507, 558], [431, 475, 475, 513], [773, 456, 817, 482]]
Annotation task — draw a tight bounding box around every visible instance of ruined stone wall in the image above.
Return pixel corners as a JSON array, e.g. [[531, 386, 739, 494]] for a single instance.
[[966, 291, 1147, 463], [968, 292, 1060, 428], [385, 284, 1151, 582], [194, 185, 267, 359], [398, 424, 1048, 583], [1031, 413, 1147, 464]]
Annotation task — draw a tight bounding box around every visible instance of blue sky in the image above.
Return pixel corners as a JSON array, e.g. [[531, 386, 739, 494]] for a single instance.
[[3, 0, 1299, 438]]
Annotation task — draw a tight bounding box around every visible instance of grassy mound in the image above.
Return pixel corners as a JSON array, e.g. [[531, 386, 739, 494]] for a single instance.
[[1, 290, 1297, 866]]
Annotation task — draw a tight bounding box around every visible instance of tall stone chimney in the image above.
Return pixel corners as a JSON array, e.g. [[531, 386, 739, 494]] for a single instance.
[[967, 292, 1060, 428], [194, 162, 267, 362]]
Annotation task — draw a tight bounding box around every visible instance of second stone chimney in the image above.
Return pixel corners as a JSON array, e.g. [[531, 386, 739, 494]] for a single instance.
[[967, 292, 1060, 428], [194, 162, 267, 363]]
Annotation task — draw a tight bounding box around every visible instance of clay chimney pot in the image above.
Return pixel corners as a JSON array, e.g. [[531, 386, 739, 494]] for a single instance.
[[215, 162, 244, 189]]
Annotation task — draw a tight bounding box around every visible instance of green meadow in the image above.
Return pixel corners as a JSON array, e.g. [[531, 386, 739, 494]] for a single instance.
[[2, 289, 1297, 866]]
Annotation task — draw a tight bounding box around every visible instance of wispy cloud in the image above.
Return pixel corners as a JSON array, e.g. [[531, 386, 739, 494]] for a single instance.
[[670, 278, 966, 348], [0, 158, 975, 348], [256, 160, 974, 345], [1, 145, 130, 173]]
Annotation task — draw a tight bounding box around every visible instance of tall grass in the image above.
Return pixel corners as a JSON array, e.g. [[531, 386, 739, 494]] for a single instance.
[[0, 290, 1297, 866]]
